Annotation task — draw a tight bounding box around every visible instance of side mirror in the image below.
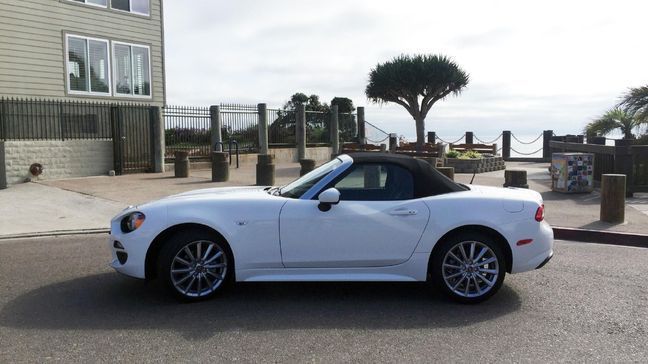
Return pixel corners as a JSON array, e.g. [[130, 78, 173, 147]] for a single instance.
[[318, 188, 340, 212]]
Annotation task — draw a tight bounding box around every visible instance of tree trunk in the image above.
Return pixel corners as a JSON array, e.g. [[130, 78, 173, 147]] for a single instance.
[[415, 116, 425, 152]]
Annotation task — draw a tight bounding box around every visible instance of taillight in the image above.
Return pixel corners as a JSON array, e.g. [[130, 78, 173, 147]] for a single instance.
[[535, 204, 545, 222]]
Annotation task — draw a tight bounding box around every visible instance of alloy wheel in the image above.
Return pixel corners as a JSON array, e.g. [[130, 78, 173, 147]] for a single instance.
[[441, 240, 500, 298], [170, 240, 228, 298]]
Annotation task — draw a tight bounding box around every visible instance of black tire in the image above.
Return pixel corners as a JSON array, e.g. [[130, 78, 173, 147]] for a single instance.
[[431, 232, 506, 304], [157, 229, 233, 302]]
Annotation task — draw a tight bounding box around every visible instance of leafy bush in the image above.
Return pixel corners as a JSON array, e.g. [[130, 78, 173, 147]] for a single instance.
[[446, 150, 460, 158], [459, 150, 482, 159], [446, 149, 482, 159]]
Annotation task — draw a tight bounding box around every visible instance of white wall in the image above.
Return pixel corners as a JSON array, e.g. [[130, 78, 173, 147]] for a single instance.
[[4, 140, 113, 185]]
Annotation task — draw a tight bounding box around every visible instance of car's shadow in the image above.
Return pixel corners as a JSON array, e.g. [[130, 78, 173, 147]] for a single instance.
[[0, 273, 521, 340]]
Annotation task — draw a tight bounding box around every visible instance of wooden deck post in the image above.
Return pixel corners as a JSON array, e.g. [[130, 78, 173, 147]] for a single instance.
[[600, 174, 626, 223]]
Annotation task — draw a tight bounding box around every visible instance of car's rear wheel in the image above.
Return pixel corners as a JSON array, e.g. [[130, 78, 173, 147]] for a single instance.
[[158, 230, 232, 302], [431, 232, 505, 303]]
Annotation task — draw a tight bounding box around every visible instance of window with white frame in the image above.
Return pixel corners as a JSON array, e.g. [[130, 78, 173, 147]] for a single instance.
[[113, 42, 151, 97], [70, 0, 108, 8], [111, 0, 150, 16], [66, 35, 111, 95]]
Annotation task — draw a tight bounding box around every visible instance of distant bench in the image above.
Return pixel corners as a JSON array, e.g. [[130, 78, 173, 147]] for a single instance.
[[449, 143, 497, 155]]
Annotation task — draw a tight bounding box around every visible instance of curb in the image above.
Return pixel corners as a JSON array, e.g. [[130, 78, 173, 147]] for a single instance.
[[0, 228, 109, 241], [553, 227, 648, 248]]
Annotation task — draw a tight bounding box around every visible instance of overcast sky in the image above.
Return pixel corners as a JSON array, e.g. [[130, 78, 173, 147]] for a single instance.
[[163, 0, 648, 139]]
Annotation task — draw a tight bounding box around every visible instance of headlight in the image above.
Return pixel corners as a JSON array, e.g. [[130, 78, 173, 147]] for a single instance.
[[121, 212, 146, 233]]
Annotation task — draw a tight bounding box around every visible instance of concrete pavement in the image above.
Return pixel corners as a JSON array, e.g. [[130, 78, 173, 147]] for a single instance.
[[1, 160, 647, 239]]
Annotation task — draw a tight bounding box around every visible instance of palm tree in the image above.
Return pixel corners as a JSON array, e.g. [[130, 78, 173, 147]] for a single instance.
[[619, 85, 648, 122], [583, 107, 644, 139], [365, 54, 469, 150]]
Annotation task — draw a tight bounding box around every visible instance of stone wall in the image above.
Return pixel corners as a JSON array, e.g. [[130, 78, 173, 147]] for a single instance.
[[3, 140, 113, 185]]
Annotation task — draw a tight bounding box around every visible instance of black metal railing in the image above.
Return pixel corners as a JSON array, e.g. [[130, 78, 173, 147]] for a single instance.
[[163, 105, 211, 159], [305, 110, 330, 145], [220, 103, 259, 153], [0, 97, 118, 141], [268, 108, 296, 146]]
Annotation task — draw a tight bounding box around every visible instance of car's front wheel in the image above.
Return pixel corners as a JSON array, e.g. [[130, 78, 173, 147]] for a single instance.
[[431, 232, 505, 303], [158, 230, 232, 302]]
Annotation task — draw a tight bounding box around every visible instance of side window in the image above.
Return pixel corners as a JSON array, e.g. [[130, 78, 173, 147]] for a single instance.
[[332, 163, 414, 201]]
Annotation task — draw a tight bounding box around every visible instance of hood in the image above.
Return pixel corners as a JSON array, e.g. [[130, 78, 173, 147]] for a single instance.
[[168, 186, 266, 199]]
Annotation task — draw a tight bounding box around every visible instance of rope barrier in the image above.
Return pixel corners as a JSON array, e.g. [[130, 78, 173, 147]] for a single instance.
[[366, 136, 390, 143], [511, 133, 543, 145], [435, 134, 466, 144], [473, 133, 503, 144], [510, 147, 544, 156]]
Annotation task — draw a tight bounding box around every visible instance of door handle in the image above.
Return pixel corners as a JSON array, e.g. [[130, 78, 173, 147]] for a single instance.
[[390, 209, 417, 216]]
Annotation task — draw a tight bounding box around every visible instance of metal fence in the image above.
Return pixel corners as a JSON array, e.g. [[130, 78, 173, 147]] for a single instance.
[[268, 108, 295, 146], [0, 97, 116, 141], [305, 110, 330, 145], [220, 103, 259, 152], [364, 121, 390, 145], [163, 105, 211, 159]]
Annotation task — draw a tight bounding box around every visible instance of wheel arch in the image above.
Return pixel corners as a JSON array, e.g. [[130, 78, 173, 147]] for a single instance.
[[144, 223, 234, 281], [428, 224, 513, 274]]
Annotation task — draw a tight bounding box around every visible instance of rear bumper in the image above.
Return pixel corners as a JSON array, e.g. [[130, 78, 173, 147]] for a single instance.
[[510, 220, 554, 273], [535, 252, 553, 269]]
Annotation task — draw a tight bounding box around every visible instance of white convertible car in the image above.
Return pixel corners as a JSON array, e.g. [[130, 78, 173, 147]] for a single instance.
[[109, 153, 553, 303]]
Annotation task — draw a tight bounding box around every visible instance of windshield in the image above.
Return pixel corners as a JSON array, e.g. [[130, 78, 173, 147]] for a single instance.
[[279, 158, 343, 199]]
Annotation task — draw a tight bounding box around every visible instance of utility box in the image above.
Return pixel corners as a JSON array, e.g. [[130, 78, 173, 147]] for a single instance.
[[551, 153, 594, 193]]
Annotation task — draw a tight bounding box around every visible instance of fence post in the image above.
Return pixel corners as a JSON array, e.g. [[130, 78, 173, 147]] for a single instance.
[[149, 106, 164, 173], [613, 139, 634, 197], [210, 105, 222, 152], [0, 141, 6, 189], [502, 130, 511, 160], [542, 130, 553, 162], [330, 105, 339, 157], [110, 105, 123, 175], [427, 131, 436, 144], [465, 131, 473, 144], [357, 106, 365, 145], [296, 104, 306, 160], [257, 103, 268, 155], [388, 133, 398, 152]]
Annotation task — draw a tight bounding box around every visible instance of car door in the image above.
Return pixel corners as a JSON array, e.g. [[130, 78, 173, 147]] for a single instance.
[[279, 163, 430, 268]]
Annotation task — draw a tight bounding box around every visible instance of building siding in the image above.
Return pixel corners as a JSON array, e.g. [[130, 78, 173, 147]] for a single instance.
[[0, 0, 165, 106]]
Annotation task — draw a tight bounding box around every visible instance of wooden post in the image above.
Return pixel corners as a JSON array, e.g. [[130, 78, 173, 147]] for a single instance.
[[357, 106, 365, 145], [212, 151, 229, 182], [388, 134, 397, 152], [543, 130, 553, 162], [503, 169, 528, 188], [149, 106, 164, 172], [600, 174, 626, 223], [502, 130, 511, 160], [427, 131, 436, 144], [465, 131, 473, 144], [436, 167, 454, 180], [296, 104, 306, 160], [174, 151, 190, 178], [299, 159, 316, 176], [256, 154, 274, 186], [613, 139, 634, 197]]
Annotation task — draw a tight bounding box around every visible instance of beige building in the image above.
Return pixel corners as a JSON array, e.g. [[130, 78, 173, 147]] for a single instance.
[[0, 0, 166, 106]]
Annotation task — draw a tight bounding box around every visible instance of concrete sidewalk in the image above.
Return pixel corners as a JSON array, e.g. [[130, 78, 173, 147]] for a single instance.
[[1, 161, 647, 239]]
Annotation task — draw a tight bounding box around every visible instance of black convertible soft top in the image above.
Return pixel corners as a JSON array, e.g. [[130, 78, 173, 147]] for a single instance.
[[346, 152, 468, 198]]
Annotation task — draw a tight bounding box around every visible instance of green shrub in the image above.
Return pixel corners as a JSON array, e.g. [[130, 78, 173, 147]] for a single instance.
[[446, 150, 460, 158], [459, 150, 482, 159]]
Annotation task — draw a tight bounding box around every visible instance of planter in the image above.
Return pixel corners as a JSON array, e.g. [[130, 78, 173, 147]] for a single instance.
[[445, 156, 505, 173]]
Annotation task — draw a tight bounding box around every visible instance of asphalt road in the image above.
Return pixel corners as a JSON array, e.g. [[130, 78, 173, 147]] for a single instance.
[[0, 236, 647, 363]]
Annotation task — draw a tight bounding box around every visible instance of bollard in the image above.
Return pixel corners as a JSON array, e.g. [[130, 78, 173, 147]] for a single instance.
[[436, 167, 454, 180], [503, 169, 528, 188], [211, 151, 229, 182], [600, 174, 626, 223], [256, 154, 275, 186], [174, 151, 190, 178], [299, 159, 316, 176]]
